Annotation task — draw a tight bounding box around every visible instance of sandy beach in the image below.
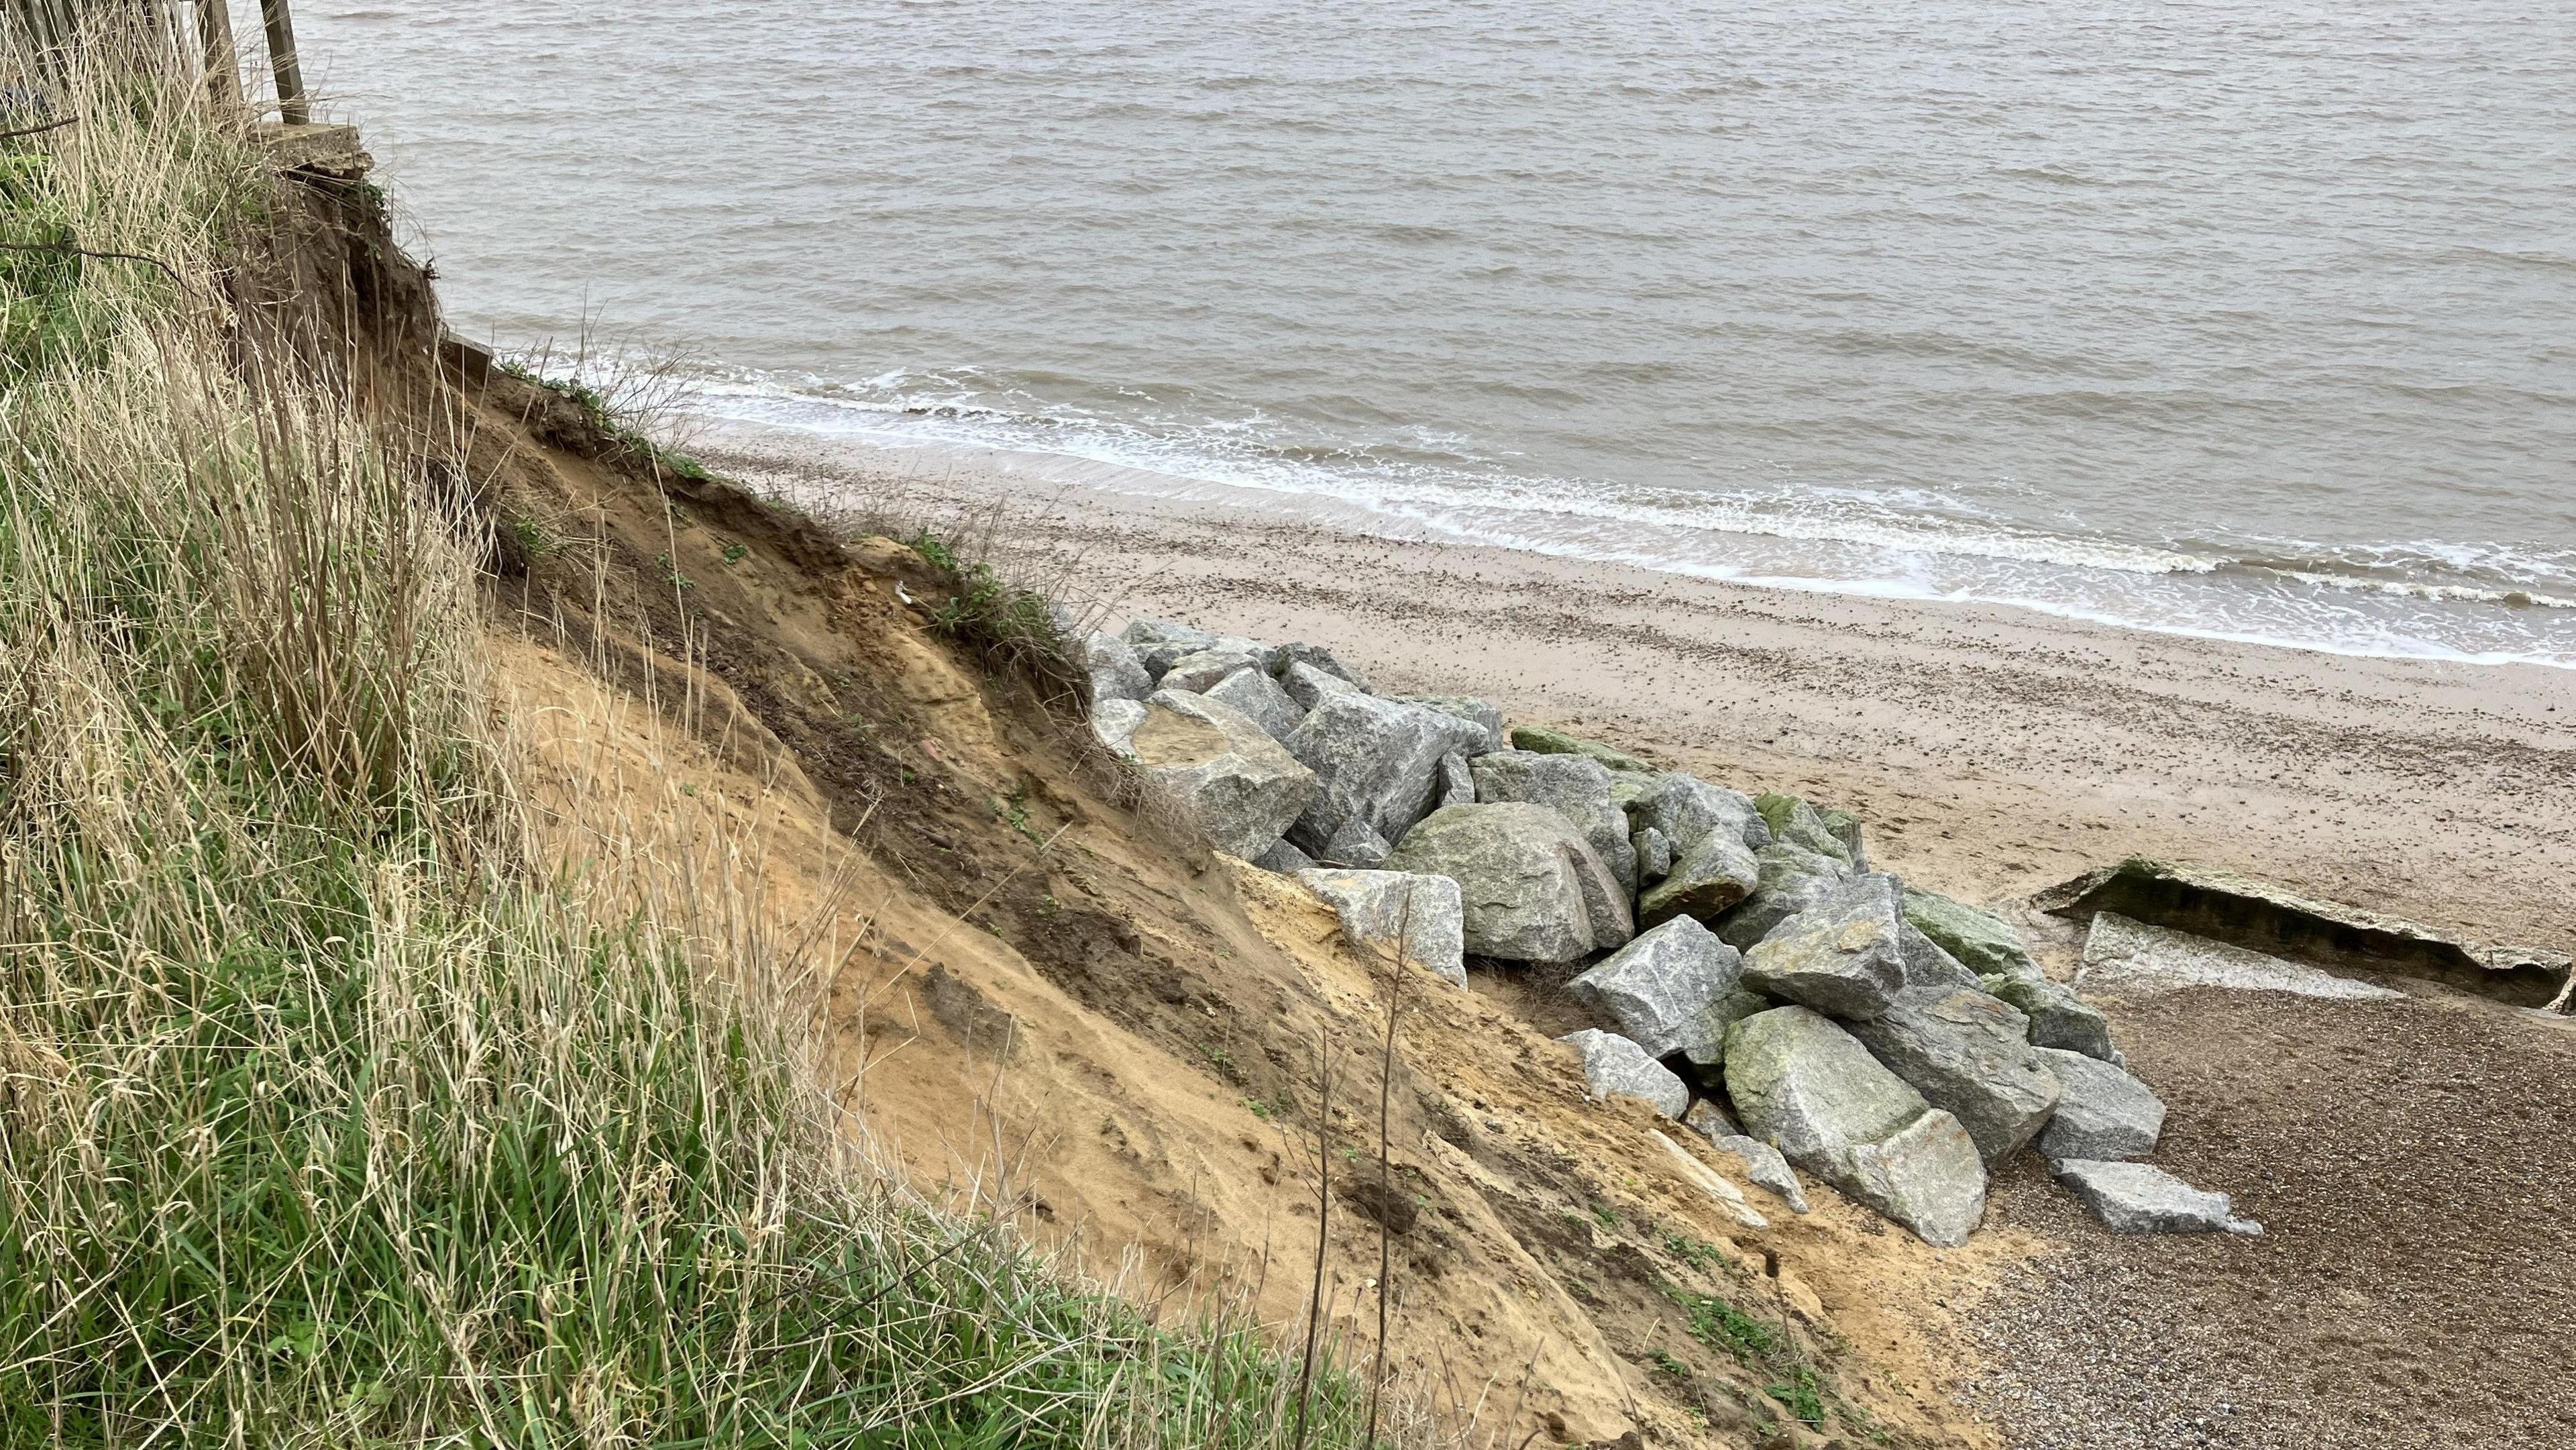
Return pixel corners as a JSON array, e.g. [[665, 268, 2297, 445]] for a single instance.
[[703, 425, 2576, 960]]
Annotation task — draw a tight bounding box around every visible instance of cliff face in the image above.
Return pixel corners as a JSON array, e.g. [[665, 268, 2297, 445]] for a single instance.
[[304, 172, 1998, 1448]]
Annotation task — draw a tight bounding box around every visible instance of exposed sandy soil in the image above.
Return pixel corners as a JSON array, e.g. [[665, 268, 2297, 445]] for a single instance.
[[684, 428, 2576, 1450]]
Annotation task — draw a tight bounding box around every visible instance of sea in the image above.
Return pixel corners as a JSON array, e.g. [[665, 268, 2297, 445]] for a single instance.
[[301, 1, 2576, 666]]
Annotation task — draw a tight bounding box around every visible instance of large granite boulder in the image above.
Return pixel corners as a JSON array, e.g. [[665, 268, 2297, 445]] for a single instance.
[[1161, 646, 1263, 694], [1203, 665, 1305, 743], [2033, 1048, 2165, 1160], [1618, 770, 1772, 853], [1316, 816, 1393, 868], [1124, 691, 1318, 858], [1093, 696, 1148, 756], [1385, 802, 1631, 960], [1252, 837, 1316, 874], [1507, 723, 1655, 774], [1295, 869, 1468, 988], [1558, 1029, 1688, 1118], [1817, 805, 1867, 870], [1470, 751, 1638, 893], [1436, 752, 1476, 810], [1903, 888, 2037, 978], [1120, 618, 1219, 677], [1272, 641, 1371, 692], [1846, 986, 2061, 1162], [1754, 792, 1854, 868], [1283, 693, 1489, 854], [1711, 843, 1853, 949], [1898, 922, 1989, 998], [1740, 873, 1909, 1019], [1083, 631, 1152, 708], [1567, 915, 1744, 1063], [1279, 659, 1362, 711], [1905, 892, 2118, 1058], [1723, 1006, 1987, 1246], [1392, 694, 1506, 755], [1989, 972, 2116, 1060], [1637, 828, 1762, 927], [1633, 825, 1674, 882], [2051, 1159, 2263, 1236]]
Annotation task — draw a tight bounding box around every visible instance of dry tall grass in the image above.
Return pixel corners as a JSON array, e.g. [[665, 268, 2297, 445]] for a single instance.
[[0, 31, 1397, 1449]]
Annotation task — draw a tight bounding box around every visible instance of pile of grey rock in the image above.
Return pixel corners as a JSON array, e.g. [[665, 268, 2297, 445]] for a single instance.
[[1085, 619, 2262, 1248]]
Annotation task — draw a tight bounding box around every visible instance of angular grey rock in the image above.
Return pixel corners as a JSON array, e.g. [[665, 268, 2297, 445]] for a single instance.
[[1469, 750, 1638, 894], [1754, 793, 1856, 867], [1119, 618, 1220, 678], [1279, 658, 1364, 711], [1683, 1097, 1741, 1141], [2051, 1159, 2262, 1236], [1160, 647, 1262, 694], [2033, 1048, 2165, 1160], [1723, 1006, 1986, 1245], [1082, 631, 1152, 708], [1507, 724, 1655, 773], [1126, 690, 1318, 859], [1092, 696, 1148, 756], [1436, 751, 1476, 810], [1272, 641, 1371, 692], [1383, 802, 1628, 961], [1902, 888, 2039, 978], [1740, 874, 1909, 1019], [1714, 1134, 1811, 1213], [1638, 827, 1762, 927], [1620, 771, 1772, 853], [1633, 825, 1673, 882], [1203, 665, 1306, 743], [1695, 988, 1776, 1071], [1711, 843, 1853, 950], [1558, 1029, 1688, 1118], [1909, 888, 2109, 1053], [1317, 815, 1393, 868], [1898, 922, 1988, 998], [1816, 805, 1867, 870], [1988, 970, 2117, 1060], [1845, 986, 2061, 1162], [1844, 1110, 1988, 1248], [1393, 694, 1506, 755], [1567, 915, 1746, 1062], [1252, 837, 1316, 874], [1284, 693, 1489, 853], [1295, 868, 1468, 988]]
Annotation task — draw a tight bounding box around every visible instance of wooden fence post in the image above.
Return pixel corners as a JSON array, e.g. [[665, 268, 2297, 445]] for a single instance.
[[196, 0, 241, 108], [256, 0, 301, 123]]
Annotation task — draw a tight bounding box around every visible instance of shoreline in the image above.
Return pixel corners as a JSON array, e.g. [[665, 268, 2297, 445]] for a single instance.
[[695, 418, 2576, 959], [674, 395, 2576, 672]]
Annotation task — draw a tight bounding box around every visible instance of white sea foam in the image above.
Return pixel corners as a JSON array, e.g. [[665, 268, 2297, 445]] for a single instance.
[[685, 375, 2576, 672]]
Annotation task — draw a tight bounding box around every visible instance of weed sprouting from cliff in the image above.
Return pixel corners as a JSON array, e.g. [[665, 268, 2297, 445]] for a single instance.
[[0, 32, 1389, 1449]]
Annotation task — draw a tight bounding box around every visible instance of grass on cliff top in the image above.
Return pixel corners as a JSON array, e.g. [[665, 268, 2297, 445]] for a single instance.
[[0, 35, 1389, 1449]]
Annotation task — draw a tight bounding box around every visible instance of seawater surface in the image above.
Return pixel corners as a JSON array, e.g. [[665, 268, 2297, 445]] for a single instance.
[[305, 1, 2576, 664]]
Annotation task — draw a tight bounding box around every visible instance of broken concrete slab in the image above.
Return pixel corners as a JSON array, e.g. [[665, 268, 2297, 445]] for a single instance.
[[2037, 856, 2570, 1008], [2077, 912, 2407, 1003]]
